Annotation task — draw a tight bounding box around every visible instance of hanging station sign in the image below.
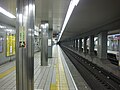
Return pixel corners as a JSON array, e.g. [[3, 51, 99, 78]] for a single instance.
[[6, 33, 10, 56], [12, 34, 15, 55]]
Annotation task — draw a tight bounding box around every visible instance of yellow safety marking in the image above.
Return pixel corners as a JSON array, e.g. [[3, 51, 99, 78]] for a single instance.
[[50, 46, 69, 90], [0, 66, 16, 79], [50, 62, 59, 90], [58, 52, 69, 90]]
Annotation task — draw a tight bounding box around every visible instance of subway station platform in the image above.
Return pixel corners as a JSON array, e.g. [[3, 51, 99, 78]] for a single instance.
[[0, 45, 90, 90]]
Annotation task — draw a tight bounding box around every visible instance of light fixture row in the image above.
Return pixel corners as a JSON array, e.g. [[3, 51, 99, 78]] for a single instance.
[[58, 0, 80, 41]]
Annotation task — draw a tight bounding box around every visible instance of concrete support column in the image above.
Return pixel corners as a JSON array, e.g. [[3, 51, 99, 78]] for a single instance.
[[16, 0, 35, 90], [41, 22, 48, 66], [75, 40, 76, 48], [97, 31, 107, 59], [79, 38, 82, 52], [75, 39, 78, 50], [83, 37, 87, 54], [73, 40, 75, 48], [89, 35, 94, 55], [48, 28, 52, 58]]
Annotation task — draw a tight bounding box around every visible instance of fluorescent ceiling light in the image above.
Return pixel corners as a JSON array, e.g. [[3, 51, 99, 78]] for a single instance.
[[58, 0, 80, 41], [0, 7, 16, 18]]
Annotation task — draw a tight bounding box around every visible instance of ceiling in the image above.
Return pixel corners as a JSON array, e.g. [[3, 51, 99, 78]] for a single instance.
[[0, 0, 16, 26], [0, 0, 70, 33], [0, 0, 120, 41], [35, 0, 70, 33]]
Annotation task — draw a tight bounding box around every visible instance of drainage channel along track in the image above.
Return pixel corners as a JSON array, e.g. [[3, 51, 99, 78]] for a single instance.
[[61, 46, 120, 90]]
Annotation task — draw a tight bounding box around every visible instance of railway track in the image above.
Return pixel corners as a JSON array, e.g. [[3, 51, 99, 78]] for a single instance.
[[61, 45, 120, 90]]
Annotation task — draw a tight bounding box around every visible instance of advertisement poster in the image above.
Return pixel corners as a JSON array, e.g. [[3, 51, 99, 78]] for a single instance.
[[0, 37, 3, 52], [6, 33, 16, 56], [6, 33, 10, 56], [9, 34, 13, 55], [12, 35, 15, 55]]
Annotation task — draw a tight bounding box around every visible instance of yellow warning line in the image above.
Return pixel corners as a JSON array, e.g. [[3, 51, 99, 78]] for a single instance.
[[50, 59, 60, 90], [58, 52, 69, 90], [0, 66, 16, 79], [50, 46, 69, 90]]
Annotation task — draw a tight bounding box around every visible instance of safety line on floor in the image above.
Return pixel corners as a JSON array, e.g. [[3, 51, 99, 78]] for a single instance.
[[0, 66, 16, 79], [59, 46, 78, 90], [58, 49, 69, 90], [50, 47, 59, 90], [50, 46, 69, 90]]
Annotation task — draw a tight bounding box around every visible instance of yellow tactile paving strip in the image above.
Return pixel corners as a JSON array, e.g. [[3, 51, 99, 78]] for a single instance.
[[50, 62, 59, 90], [0, 66, 16, 79], [58, 52, 69, 90], [50, 46, 69, 90]]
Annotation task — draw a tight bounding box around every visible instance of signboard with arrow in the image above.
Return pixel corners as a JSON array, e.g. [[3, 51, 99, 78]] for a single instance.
[[19, 26, 26, 48]]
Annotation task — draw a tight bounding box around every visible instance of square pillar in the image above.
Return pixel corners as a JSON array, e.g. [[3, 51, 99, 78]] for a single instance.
[[48, 28, 52, 58], [16, 0, 35, 90], [75, 39, 76, 48], [79, 38, 82, 52], [75, 39, 78, 50], [83, 37, 87, 54], [73, 40, 75, 48], [97, 31, 107, 59], [41, 22, 49, 66], [89, 35, 94, 55]]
